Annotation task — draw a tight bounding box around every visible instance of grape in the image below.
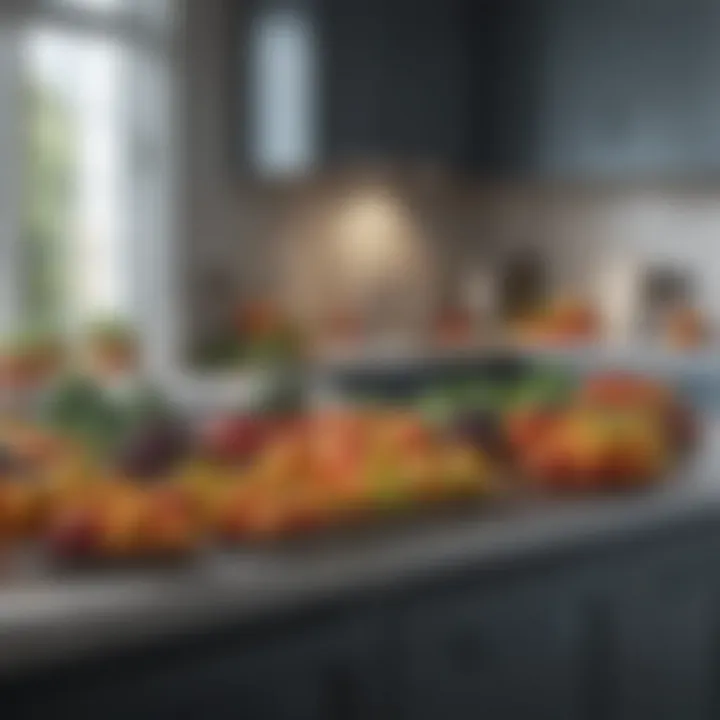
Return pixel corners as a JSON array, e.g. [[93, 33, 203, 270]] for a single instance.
[[451, 410, 510, 461], [0, 445, 23, 475], [117, 419, 190, 480]]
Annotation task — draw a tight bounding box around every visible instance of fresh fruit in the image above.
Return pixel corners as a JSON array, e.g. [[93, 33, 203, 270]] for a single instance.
[[47, 505, 102, 557], [0, 424, 68, 467], [139, 486, 198, 553], [209, 407, 491, 542], [117, 418, 190, 479], [515, 296, 600, 345], [0, 332, 66, 388], [579, 372, 671, 410], [200, 415, 268, 464], [216, 484, 286, 540], [234, 300, 303, 366], [85, 318, 138, 374], [47, 481, 199, 559], [256, 430, 311, 482], [451, 410, 509, 462], [664, 306, 709, 350], [505, 405, 560, 454], [373, 411, 434, 455], [434, 307, 473, 346], [0, 446, 21, 477], [0, 481, 44, 538], [519, 406, 670, 492], [440, 444, 488, 495], [0, 366, 691, 551], [578, 371, 697, 455]]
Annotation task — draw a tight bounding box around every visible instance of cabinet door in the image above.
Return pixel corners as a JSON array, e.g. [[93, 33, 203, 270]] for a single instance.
[[402, 581, 584, 720], [320, 0, 393, 163], [465, 0, 550, 176], [539, 0, 639, 176], [541, 0, 720, 177], [381, 0, 467, 165], [167, 625, 382, 720], [605, 551, 716, 720], [321, 0, 467, 166], [675, 0, 720, 173], [7, 619, 383, 720]]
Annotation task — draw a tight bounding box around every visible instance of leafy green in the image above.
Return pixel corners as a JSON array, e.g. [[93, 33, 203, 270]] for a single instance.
[[38, 377, 180, 459], [38, 375, 126, 457]]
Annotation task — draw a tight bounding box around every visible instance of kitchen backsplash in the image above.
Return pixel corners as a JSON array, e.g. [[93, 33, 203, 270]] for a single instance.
[[188, 175, 720, 346]]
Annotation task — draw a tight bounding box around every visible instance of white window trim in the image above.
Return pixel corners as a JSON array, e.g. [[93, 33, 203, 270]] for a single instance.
[[0, 25, 23, 339], [23, 1, 177, 53]]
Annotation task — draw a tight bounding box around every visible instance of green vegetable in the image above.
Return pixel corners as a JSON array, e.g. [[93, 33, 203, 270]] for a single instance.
[[38, 375, 126, 457], [506, 368, 575, 409], [119, 384, 175, 425], [39, 375, 106, 429], [417, 391, 455, 428], [244, 331, 301, 366], [193, 337, 244, 369], [256, 373, 306, 416]]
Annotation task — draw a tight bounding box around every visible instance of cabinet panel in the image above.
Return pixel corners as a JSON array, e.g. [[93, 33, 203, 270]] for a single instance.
[[320, 0, 391, 162], [541, 0, 720, 177], [239, 0, 468, 172], [7, 619, 384, 720], [382, 0, 467, 164], [234, 0, 720, 178], [604, 551, 716, 720], [465, 0, 550, 175], [402, 582, 583, 720]]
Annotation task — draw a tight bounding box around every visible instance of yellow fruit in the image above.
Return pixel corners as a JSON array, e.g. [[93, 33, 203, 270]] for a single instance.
[[100, 502, 143, 555], [442, 445, 488, 494]]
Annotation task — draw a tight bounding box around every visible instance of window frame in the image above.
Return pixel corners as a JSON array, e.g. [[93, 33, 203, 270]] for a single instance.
[[0, 25, 24, 339], [1, 0, 186, 379], [26, 1, 177, 51]]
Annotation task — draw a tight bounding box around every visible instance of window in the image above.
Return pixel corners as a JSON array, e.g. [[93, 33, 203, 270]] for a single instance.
[[52, 0, 122, 10], [0, 0, 179, 363], [23, 28, 127, 333]]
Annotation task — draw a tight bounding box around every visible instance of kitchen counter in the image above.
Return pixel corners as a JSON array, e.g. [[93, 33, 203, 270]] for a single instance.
[[1, 428, 720, 678]]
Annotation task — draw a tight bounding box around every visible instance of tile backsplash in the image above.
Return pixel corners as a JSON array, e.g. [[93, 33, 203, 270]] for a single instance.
[[189, 175, 720, 346]]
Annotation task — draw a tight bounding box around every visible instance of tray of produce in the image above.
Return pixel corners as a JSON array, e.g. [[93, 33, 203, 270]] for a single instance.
[[0, 365, 699, 566], [0, 377, 501, 564], [413, 368, 698, 494]]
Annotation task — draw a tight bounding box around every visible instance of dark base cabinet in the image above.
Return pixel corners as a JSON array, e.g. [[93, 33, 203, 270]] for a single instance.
[[609, 580, 714, 720], [5, 520, 720, 720], [4, 619, 387, 720], [400, 529, 720, 720], [401, 581, 584, 720]]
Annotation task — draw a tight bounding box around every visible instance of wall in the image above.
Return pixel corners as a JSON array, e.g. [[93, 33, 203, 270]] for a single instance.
[[183, 0, 248, 345]]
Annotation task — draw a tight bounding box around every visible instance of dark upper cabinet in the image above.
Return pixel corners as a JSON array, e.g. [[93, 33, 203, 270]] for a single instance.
[[236, 0, 467, 176], [320, 0, 390, 163], [235, 0, 720, 179], [463, 0, 720, 178], [379, 0, 468, 165], [462, 0, 551, 176], [538, 0, 720, 178]]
